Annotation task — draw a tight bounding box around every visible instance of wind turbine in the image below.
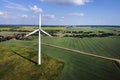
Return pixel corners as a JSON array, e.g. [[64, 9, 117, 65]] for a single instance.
[[25, 14, 52, 65]]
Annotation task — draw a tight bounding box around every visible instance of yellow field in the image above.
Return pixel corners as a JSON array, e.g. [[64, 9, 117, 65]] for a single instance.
[[42, 27, 66, 31]]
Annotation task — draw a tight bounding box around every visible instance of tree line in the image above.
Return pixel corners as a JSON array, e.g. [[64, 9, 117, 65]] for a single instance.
[[0, 33, 26, 42], [63, 31, 120, 38]]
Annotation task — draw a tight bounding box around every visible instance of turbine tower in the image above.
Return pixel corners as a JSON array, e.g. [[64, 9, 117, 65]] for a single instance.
[[25, 14, 52, 65]]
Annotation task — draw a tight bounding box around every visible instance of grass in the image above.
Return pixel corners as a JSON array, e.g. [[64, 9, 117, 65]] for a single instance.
[[42, 45, 120, 80], [0, 27, 66, 36], [0, 44, 64, 80], [15, 26, 37, 31], [0, 27, 120, 80], [1, 36, 120, 80], [65, 27, 120, 34], [42, 27, 66, 31], [41, 36, 120, 59], [41, 36, 120, 80], [0, 31, 29, 36], [0, 26, 66, 32], [0, 27, 11, 31]]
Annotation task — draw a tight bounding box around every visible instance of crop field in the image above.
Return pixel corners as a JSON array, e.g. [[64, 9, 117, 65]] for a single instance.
[[0, 26, 120, 80], [0, 31, 29, 36], [41, 36, 120, 59], [42, 27, 66, 31]]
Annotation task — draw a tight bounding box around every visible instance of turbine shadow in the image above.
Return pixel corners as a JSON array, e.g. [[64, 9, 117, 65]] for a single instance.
[[11, 50, 38, 64], [114, 60, 120, 70]]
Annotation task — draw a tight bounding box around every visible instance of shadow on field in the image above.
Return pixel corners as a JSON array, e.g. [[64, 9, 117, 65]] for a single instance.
[[11, 50, 38, 64], [114, 60, 120, 70]]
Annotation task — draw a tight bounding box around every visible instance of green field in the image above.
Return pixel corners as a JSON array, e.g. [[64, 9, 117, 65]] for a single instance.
[[42, 36, 120, 59], [0, 27, 120, 80], [41, 36, 120, 80], [0, 42, 64, 80]]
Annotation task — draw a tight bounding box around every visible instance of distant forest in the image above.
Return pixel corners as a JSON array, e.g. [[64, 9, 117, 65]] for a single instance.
[[0, 25, 120, 27]]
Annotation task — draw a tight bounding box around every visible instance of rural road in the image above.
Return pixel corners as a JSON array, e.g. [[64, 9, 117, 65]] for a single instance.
[[42, 43, 120, 64]]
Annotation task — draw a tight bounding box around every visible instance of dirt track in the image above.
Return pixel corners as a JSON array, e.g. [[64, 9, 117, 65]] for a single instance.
[[42, 43, 120, 63]]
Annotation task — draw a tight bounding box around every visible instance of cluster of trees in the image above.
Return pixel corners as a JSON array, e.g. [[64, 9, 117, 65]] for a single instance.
[[64, 31, 106, 34], [63, 33, 116, 38], [64, 31, 84, 34], [0, 33, 26, 42], [0, 30, 59, 42], [41, 30, 59, 37], [0, 35, 13, 42], [14, 33, 26, 40]]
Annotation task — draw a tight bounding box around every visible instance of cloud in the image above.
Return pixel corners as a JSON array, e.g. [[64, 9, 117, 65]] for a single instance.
[[21, 14, 28, 18], [0, 11, 28, 19], [30, 5, 43, 14], [43, 14, 55, 19], [69, 12, 84, 17], [41, 0, 92, 6], [3, 0, 28, 11], [0, 12, 4, 16], [0, 11, 8, 18], [59, 17, 65, 22]]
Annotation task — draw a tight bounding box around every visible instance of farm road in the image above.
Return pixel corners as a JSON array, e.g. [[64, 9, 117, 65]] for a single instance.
[[42, 43, 120, 63]]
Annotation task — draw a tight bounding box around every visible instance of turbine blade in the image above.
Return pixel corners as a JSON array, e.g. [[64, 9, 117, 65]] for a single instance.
[[40, 29, 52, 37], [25, 29, 39, 37]]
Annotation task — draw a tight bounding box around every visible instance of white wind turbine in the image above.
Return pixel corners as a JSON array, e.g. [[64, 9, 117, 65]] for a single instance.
[[25, 14, 52, 65]]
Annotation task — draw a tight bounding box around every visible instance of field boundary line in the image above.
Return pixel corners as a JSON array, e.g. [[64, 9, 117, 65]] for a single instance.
[[42, 42, 120, 63]]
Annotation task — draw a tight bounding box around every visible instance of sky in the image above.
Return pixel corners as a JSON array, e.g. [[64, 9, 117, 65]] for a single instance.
[[0, 0, 120, 25]]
